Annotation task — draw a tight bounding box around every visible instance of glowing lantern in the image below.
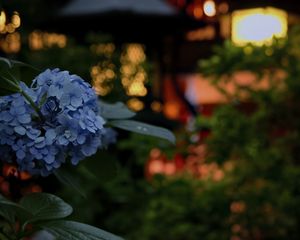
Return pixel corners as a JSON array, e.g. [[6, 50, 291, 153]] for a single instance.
[[146, 158, 165, 179], [164, 162, 176, 175], [203, 0, 216, 17], [232, 7, 287, 46], [127, 98, 144, 112], [0, 11, 6, 32]]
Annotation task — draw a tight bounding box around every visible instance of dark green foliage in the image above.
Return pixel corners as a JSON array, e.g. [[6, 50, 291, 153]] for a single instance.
[[0, 193, 122, 240], [66, 168, 232, 240], [2, 3, 298, 237], [195, 27, 300, 239], [87, 28, 300, 240]]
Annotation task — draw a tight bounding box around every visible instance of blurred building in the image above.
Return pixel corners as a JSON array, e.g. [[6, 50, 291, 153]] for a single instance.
[[1, 0, 300, 120]]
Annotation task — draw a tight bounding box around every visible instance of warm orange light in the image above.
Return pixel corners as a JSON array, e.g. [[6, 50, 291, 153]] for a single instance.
[[28, 31, 67, 50], [91, 56, 116, 97], [151, 101, 162, 112], [120, 44, 148, 97], [232, 7, 287, 46], [150, 148, 162, 159], [127, 80, 147, 96], [6, 23, 15, 33], [19, 171, 32, 180], [163, 101, 181, 119], [203, 0, 216, 17], [0, 11, 6, 32], [127, 98, 144, 112], [183, 71, 285, 105], [148, 159, 165, 175], [164, 162, 176, 175], [0, 32, 21, 53], [11, 12, 21, 28], [186, 26, 215, 41], [218, 2, 229, 14], [0, 11, 21, 34], [193, 6, 203, 19], [230, 201, 246, 213], [2, 164, 18, 178]]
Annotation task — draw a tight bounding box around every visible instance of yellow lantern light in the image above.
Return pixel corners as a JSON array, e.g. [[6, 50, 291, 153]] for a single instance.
[[203, 0, 216, 17], [231, 7, 287, 46], [0, 11, 6, 32]]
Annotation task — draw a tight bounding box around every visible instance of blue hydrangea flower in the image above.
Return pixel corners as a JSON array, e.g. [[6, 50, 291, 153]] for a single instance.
[[0, 69, 115, 176]]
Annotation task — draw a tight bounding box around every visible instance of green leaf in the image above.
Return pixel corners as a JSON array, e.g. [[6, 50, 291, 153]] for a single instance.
[[0, 57, 39, 97], [19, 193, 73, 224], [54, 169, 86, 198], [42, 220, 123, 240], [0, 57, 38, 97], [4, 70, 20, 85], [0, 206, 15, 223], [109, 120, 176, 144], [0, 57, 38, 70], [0, 194, 23, 209], [0, 194, 28, 223], [0, 74, 21, 96], [98, 101, 136, 119], [0, 196, 16, 222], [0, 57, 15, 68]]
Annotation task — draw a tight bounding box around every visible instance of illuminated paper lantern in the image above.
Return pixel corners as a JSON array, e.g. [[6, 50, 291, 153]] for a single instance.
[[232, 7, 287, 46]]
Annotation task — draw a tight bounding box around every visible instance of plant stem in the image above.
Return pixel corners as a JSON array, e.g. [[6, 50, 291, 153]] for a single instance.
[[20, 90, 45, 122]]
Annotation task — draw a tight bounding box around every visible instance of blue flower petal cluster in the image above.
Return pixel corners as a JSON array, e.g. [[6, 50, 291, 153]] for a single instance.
[[0, 69, 115, 176]]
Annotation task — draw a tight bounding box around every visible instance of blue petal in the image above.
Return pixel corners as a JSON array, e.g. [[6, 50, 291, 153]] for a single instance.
[[14, 126, 26, 135], [2, 111, 13, 122], [4, 127, 14, 135], [70, 96, 82, 107], [35, 152, 43, 159], [77, 135, 86, 144], [16, 106, 26, 114], [95, 116, 105, 129], [71, 156, 80, 165], [86, 126, 96, 133], [35, 137, 45, 143], [44, 154, 55, 164], [18, 114, 31, 124], [35, 141, 46, 149], [49, 146, 59, 155], [16, 149, 25, 159], [81, 145, 97, 156], [27, 128, 41, 139], [40, 148, 48, 155], [48, 85, 62, 98], [58, 136, 68, 145], [29, 147, 38, 155], [79, 120, 86, 129], [60, 94, 70, 106], [45, 129, 56, 144]]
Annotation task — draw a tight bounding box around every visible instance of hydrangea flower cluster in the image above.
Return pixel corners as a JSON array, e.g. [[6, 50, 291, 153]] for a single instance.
[[0, 69, 116, 176]]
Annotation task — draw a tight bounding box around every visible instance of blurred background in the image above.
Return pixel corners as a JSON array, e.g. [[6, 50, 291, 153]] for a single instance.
[[1, 0, 300, 239]]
